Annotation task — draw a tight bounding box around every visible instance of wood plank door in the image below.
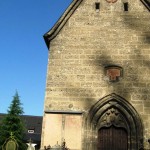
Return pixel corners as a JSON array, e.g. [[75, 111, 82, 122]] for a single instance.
[[98, 126, 128, 150]]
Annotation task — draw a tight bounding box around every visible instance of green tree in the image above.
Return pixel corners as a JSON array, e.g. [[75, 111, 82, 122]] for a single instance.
[[0, 92, 27, 150]]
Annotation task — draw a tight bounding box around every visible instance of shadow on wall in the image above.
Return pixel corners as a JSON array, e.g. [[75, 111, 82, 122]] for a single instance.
[[92, 11, 150, 99], [59, 9, 150, 112]]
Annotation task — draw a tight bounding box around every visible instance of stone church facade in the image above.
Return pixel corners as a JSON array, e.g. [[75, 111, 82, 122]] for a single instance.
[[41, 0, 150, 149]]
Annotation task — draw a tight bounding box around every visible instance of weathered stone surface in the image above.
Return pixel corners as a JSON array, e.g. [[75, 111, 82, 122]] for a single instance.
[[41, 0, 150, 149]]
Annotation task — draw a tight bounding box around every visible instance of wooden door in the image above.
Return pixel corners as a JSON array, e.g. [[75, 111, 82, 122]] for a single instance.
[[98, 126, 128, 150]]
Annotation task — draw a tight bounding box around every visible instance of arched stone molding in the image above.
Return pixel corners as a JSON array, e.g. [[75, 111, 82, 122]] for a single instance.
[[83, 93, 143, 150]]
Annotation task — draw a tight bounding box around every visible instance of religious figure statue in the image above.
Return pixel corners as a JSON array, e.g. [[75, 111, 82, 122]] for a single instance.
[[26, 139, 37, 150]]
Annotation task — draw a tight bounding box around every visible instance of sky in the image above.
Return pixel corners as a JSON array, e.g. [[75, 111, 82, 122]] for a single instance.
[[0, 0, 72, 116]]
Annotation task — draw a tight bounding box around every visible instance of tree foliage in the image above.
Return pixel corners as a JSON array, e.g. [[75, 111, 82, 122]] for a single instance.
[[0, 92, 27, 150]]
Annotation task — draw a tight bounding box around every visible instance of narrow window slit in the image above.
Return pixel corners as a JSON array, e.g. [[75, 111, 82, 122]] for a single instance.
[[124, 2, 128, 11], [95, 2, 100, 12]]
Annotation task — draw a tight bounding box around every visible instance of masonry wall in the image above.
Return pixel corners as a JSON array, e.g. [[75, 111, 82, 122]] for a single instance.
[[41, 0, 150, 149]]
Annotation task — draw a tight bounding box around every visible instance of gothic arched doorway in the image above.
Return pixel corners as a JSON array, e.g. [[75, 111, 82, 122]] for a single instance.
[[84, 93, 143, 150]]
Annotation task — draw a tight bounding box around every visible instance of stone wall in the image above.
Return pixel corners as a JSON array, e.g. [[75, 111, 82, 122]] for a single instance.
[[42, 0, 150, 149]]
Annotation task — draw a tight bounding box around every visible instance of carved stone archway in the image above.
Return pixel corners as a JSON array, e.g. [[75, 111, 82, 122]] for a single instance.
[[83, 93, 143, 150]]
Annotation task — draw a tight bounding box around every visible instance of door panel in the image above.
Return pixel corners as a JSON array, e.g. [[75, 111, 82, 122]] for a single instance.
[[98, 126, 128, 150]]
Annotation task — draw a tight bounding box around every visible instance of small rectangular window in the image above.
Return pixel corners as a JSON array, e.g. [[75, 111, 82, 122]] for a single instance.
[[124, 2, 128, 11], [95, 2, 100, 12]]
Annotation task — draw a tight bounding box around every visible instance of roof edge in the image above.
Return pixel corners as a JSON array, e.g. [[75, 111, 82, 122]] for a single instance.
[[140, 0, 150, 11], [43, 0, 83, 49], [43, 0, 149, 49]]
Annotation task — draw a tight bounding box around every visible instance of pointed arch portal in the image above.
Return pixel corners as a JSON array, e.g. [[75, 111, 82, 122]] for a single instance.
[[84, 93, 143, 150]]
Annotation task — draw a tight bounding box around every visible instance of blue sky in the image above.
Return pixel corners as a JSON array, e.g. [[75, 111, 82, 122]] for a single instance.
[[0, 0, 72, 116]]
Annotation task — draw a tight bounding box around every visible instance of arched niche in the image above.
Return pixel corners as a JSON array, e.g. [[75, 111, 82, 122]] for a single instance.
[[84, 93, 143, 150]]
